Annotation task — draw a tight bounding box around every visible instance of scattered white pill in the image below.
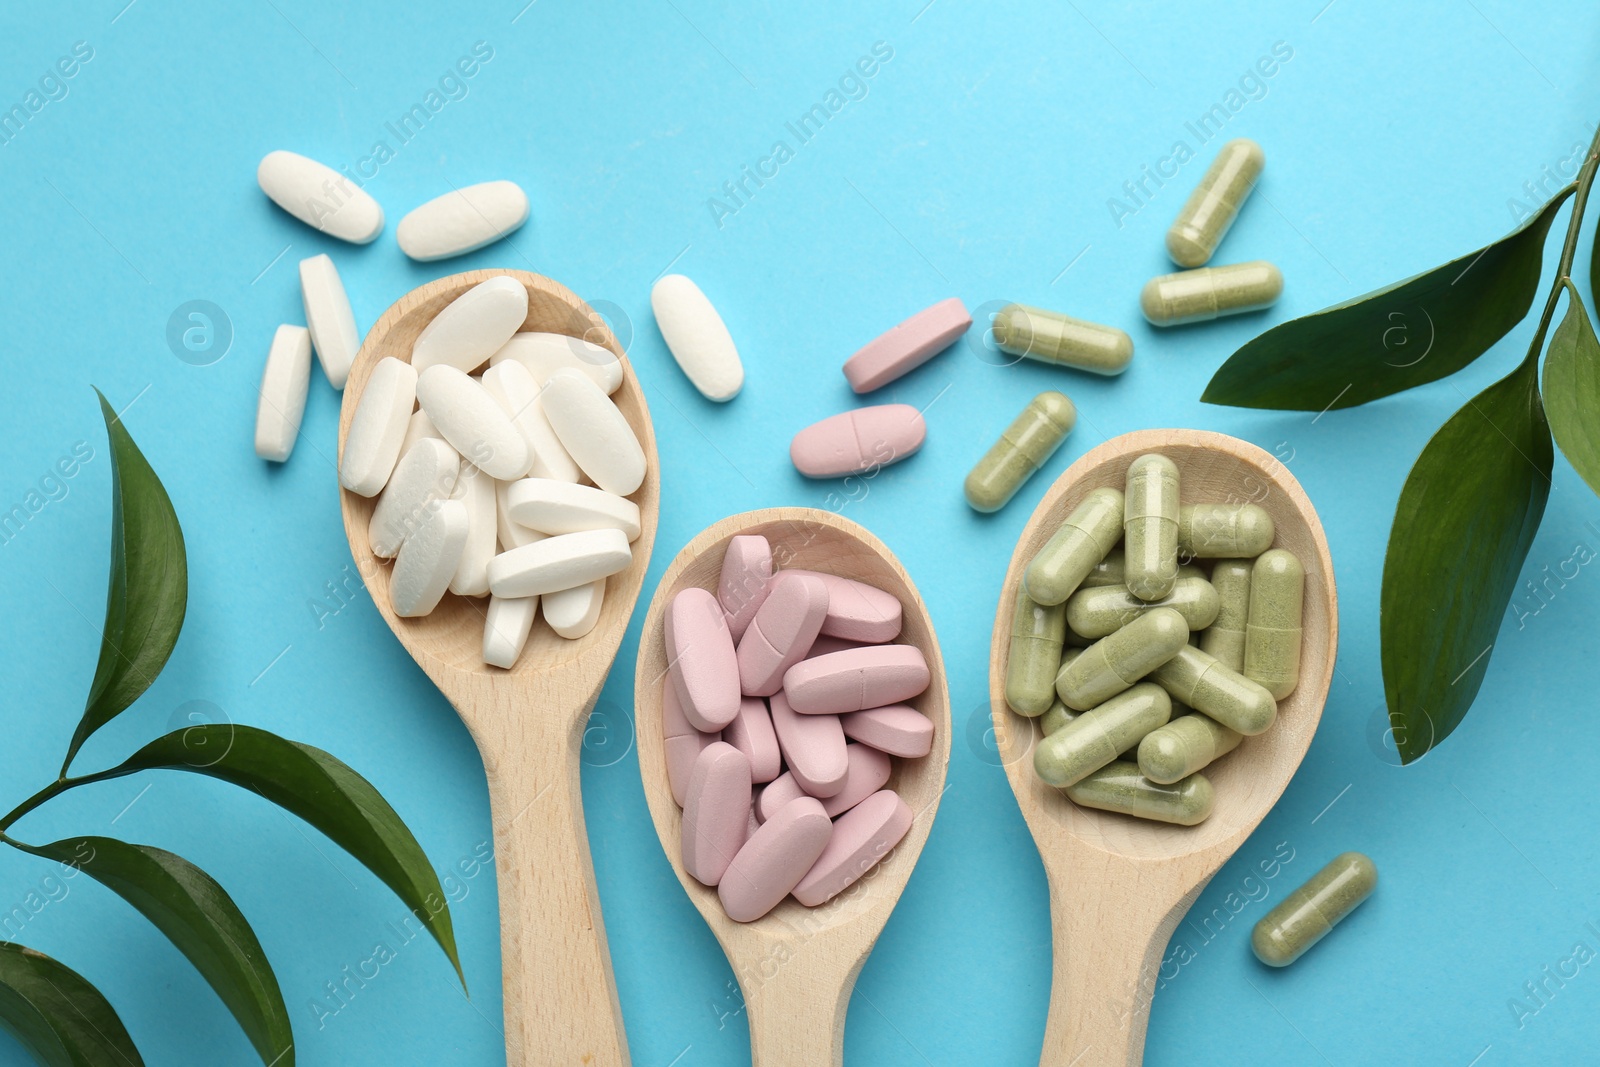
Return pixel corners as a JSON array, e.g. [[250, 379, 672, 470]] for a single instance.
[[651, 274, 743, 401], [480, 361, 582, 483], [368, 438, 460, 558], [339, 357, 417, 497], [543, 579, 605, 639], [486, 528, 631, 599], [397, 180, 531, 262], [391, 499, 469, 617], [505, 479, 642, 541], [399, 408, 442, 457], [449, 464, 497, 597], [411, 276, 529, 373], [300, 254, 361, 389], [489, 332, 623, 394], [255, 325, 311, 462], [415, 365, 531, 480], [483, 594, 539, 668], [541, 369, 647, 495], [257, 150, 384, 244], [495, 480, 547, 551]]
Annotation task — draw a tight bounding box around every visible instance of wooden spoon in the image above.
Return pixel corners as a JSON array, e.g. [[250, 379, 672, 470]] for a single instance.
[[635, 508, 951, 1066], [338, 270, 657, 1066], [989, 429, 1336, 1067]]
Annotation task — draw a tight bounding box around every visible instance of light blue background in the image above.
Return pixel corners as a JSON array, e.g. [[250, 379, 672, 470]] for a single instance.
[[1, 1, 1598, 1064]]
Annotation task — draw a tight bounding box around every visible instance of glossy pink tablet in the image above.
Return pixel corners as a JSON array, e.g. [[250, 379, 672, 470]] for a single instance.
[[665, 586, 742, 732], [737, 572, 829, 696], [720, 696, 782, 783], [841, 297, 972, 393], [789, 570, 903, 643], [792, 790, 913, 907], [781, 644, 931, 714], [839, 704, 934, 758], [789, 405, 926, 479], [682, 742, 753, 886], [768, 691, 849, 797], [717, 795, 833, 922], [718, 534, 773, 642]]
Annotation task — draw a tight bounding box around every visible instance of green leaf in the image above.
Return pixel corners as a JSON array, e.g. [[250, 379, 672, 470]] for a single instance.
[[1543, 279, 1600, 497], [14, 838, 291, 1067], [1381, 353, 1553, 762], [101, 725, 463, 985], [1203, 186, 1574, 411], [0, 942, 142, 1067], [67, 391, 188, 770]]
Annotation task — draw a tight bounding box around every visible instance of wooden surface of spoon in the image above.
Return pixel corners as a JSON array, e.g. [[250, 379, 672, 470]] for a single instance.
[[988, 429, 1336, 1067], [338, 270, 658, 1066], [635, 508, 950, 1067]]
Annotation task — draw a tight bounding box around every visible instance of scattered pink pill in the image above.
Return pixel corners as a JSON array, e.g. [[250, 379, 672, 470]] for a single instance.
[[792, 790, 913, 907], [718, 534, 773, 642], [737, 572, 829, 696], [718, 796, 833, 922], [789, 405, 926, 479], [666, 587, 742, 732], [682, 742, 753, 886], [841, 297, 972, 393], [789, 570, 903, 643], [721, 697, 782, 783], [839, 704, 934, 758], [782, 644, 931, 715], [768, 691, 849, 798]]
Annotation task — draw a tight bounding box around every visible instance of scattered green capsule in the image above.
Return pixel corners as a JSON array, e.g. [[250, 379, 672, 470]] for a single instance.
[[1041, 700, 1077, 736], [1252, 852, 1377, 967], [965, 391, 1077, 513], [1124, 454, 1180, 601], [1140, 261, 1283, 327], [1244, 548, 1304, 700], [1137, 712, 1241, 784], [1201, 559, 1253, 672], [992, 303, 1135, 376], [1065, 760, 1214, 826], [1055, 606, 1188, 710], [1150, 644, 1276, 735], [1166, 138, 1265, 268], [1024, 487, 1126, 605], [1065, 577, 1220, 639], [1033, 683, 1172, 787], [1178, 503, 1275, 559], [1005, 590, 1067, 716]]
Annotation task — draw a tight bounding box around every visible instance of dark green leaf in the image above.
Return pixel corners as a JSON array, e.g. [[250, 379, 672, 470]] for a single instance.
[[0, 942, 142, 1067], [14, 838, 291, 1067], [1203, 187, 1573, 411], [101, 725, 462, 985], [68, 391, 188, 770], [1543, 280, 1600, 498], [1381, 354, 1553, 762]]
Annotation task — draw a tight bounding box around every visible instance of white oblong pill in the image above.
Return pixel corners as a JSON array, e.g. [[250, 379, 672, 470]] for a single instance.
[[368, 438, 460, 558], [541, 369, 647, 496], [486, 528, 631, 599], [489, 332, 623, 394], [484, 594, 539, 668], [504, 479, 641, 541], [449, 464, 497, 597], [495, 480, 547, 551], [255, 325, 311, 462], [399, 408, 441, 457], [411, 276, 529, 374], [543, 579, 605, 639], [391, 499, 469, 617], [339, 357, 417, 496], [415, 365, 531, 480], [650, 274, 743, 401], [257, 150, 384, 244], [300, 254, 361, 389], [397, 180, 530, 262], [480, 361, 581, 483]]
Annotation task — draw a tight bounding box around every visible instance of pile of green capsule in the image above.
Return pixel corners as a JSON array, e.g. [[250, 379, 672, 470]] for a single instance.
[[1003, 452, 1305, 826]]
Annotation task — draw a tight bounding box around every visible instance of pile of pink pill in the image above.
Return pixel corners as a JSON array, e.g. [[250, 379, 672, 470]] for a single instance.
[[662, 533, 935, 922]]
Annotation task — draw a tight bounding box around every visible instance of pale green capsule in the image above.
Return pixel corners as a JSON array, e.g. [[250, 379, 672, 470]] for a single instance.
[[1065, 760, 1214, 826], [1124, 454, 1179, 601], [1177, 503, 1275, 559], [1065, 577, 1220, 639], [1245, 548, 1304, 700], [1252, 852, 1377, 967], [1150, 645, 1276, 735], [1005, 590, 1067, 716], [1140, 261, 1283, 327], [1041, 700, 1077, 736], [1201, 559, 1253, 672], [965, 391, 1076, 513], [1025, 487, 1125, 605], [1080, 550, 1127, 589], [1137, 712, 1241, 784], [1033, 683, 1171, 787], [1166, 138, 1265, 268], [992, 303, 1134, 376], [1055, 606, 1188, 711]]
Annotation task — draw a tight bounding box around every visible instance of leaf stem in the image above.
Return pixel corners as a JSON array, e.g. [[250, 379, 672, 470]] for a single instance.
[[0, 769, 123, 834], [1527, 124, 1600, 359]]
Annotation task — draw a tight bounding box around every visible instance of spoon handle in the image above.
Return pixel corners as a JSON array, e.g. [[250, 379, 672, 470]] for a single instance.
[[741, 946, 864, 1066]]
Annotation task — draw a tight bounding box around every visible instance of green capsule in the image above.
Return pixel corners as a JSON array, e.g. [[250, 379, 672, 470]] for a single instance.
[[964, 391, 1077, 513], [1080, 550, 1126, 589], [1244, 548, 1304, 700], [1024, 487, 1125, 605], [992, 303, 1134, 376], [1124, 454, 1180, 601], [1041, 700, 1077, 736], [1201, 559, 1253, 672], [1178, 503, 1275, 559], [1137, 712, 1241, 784], [1252, 852, 1377, 967], [1150, 645, 1276, 735], [1065, 760, 1214, 826], [1005, 590, 1067, 716], [1140, 261, 1283, 327], [1055, 606, 1188, 710], [1065, 577, 1220, 639], [1033, 684, 1171, 787], [1166, 138, 1265, 268]]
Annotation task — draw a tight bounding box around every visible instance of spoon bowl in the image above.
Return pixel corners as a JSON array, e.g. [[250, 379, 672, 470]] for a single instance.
[[988, 429, 1336, 1067], [339, 269, 658, 1066], [636, 508, 950, 1066]]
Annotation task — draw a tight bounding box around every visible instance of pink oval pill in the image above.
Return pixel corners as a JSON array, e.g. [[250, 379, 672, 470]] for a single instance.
[[769, 691, 849, 797], [782, 644, 931, 714], [662, 679, 721, 806], [842, 298, 972, 393], [792, 790, 913, 907], [839, 704, 934, 758], [789, 405, 927, 479], [721, 697, 782, 783], [818, 743, 891, 818], [755, 772, 805, 822], [737, 572, 829, 696], [718, 796, 833, 922], [666, 587, 742, 732], [788, 570, 903, 643], [719, 534, 773, 642], [806, 634, 863, 659], [681, 742, 752, 886]]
